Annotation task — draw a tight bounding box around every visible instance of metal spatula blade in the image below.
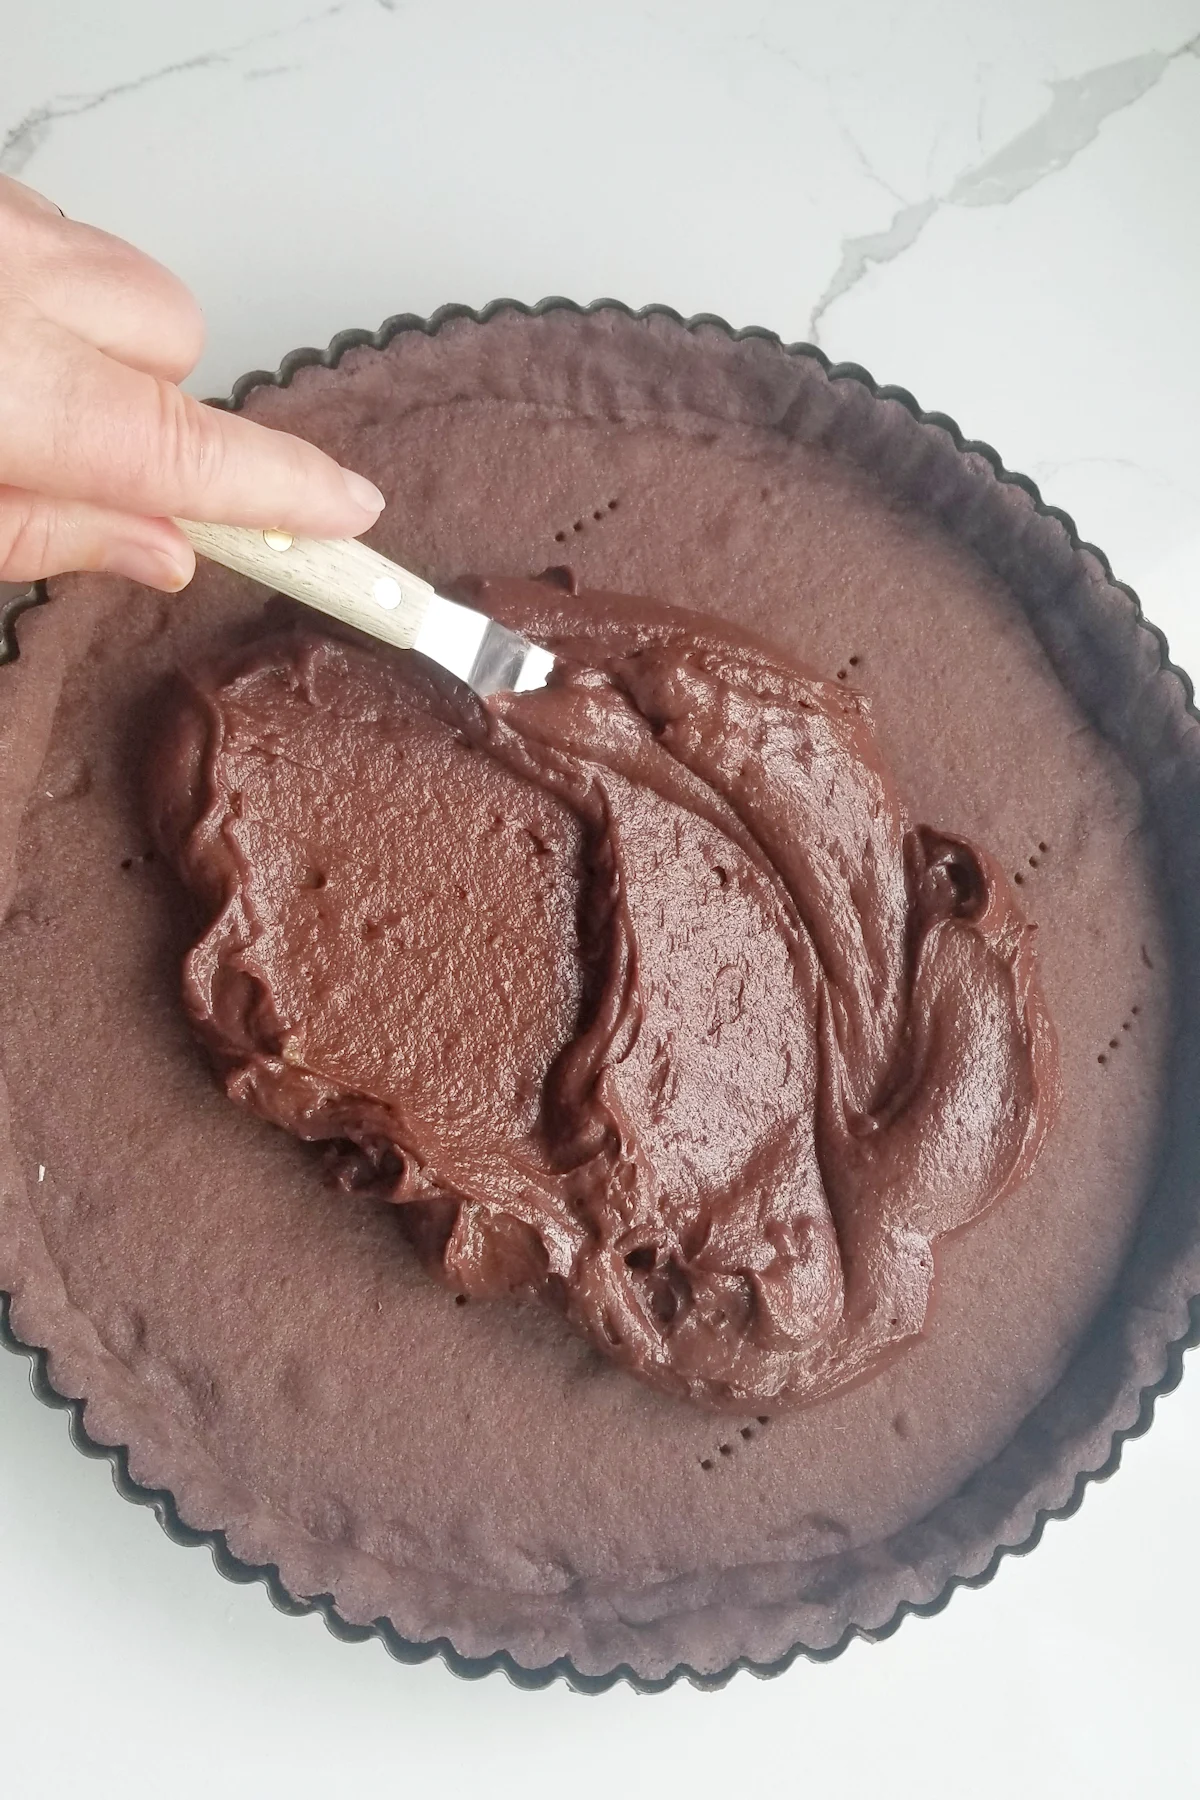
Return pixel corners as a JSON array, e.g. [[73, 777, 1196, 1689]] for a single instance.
[[175, 520, 554, 698], [415, 591, 556, 696]]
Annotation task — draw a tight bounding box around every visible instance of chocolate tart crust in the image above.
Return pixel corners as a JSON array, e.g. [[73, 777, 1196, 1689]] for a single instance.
[[1, 301, 1197, 1688]]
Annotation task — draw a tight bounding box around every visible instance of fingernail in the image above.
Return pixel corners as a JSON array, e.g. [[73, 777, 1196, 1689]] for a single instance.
[[341, 469, 386, 518], [107, 541, 193, 592]]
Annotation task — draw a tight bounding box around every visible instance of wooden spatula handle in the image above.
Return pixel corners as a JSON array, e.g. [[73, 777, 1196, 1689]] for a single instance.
[[175, 520, 434, 649]]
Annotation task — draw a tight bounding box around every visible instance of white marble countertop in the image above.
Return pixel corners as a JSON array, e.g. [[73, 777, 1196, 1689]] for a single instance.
[[2, 2, 1199, 1792]]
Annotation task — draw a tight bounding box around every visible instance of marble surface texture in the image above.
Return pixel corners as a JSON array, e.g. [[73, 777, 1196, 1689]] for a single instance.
[[1, 2, 1199, 1793]]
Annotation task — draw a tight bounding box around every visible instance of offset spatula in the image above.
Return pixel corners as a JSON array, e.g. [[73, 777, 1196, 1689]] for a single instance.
[[175, 520, 555, 698]]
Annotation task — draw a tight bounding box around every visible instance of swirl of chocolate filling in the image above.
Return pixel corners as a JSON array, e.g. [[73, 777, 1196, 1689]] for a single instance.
[[150, 571, 1059, 1409]]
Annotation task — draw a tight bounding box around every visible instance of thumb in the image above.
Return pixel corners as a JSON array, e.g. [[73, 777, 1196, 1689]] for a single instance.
[[0, 485, 194, 590]]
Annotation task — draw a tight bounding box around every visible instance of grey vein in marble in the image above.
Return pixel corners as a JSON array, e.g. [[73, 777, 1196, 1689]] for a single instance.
[[0, 3, 350, 178], [1, 51, 229, 175], [747, 30, 912, 213], [808, 29, 1200, 343], [1030, 455, 1200, 504], [836, 117, 909, 210]]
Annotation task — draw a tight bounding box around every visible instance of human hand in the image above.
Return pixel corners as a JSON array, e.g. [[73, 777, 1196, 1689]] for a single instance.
[[0, 175, 384, 592]]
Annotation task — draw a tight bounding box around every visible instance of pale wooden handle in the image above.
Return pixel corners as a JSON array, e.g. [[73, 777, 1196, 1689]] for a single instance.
[[175, 520, 434, 650]]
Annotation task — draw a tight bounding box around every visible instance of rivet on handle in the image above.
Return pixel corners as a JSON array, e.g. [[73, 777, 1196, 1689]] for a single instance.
[[263, 529, 294, 551]]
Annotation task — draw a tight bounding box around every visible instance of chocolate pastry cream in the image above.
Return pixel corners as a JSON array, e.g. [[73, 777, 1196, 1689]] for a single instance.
[[151, 572, 1060, 1409]]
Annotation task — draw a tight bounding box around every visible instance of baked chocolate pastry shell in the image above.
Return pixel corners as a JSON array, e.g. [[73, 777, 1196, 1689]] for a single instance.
[[2, 298, 1199, 1694]]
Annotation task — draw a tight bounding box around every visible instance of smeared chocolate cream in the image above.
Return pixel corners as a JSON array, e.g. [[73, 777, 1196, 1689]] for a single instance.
[[151, 571, 1059, 1409]]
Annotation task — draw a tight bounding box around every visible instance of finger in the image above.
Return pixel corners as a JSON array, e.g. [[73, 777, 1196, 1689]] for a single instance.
[[0, 182, 204, 383], [0, 485, 194, 591], [0, 175, 66, 219], [0, 312, 385, 539]]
